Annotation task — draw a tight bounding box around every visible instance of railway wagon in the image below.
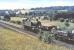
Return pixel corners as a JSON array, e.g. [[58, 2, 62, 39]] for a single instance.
[[54, 30, 74, 41]]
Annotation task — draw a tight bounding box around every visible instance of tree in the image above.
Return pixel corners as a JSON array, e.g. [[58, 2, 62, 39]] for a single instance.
[[64, 19, 70, 27], [4, 14, 10, 21], [60, 18, 64, 22], [49, 10, 58, 21], [38, 30, 52, 43], [71, 19, 74, 23], [25, 12, 28, 16], [65, 22, 70, 27]]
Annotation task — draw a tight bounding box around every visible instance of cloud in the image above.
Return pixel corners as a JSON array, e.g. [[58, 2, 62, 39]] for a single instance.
[[0, 0, 74, 9], [51, 0, 74, 6]]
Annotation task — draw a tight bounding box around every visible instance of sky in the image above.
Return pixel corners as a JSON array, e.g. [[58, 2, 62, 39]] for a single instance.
[[0, 0, 74, 9]]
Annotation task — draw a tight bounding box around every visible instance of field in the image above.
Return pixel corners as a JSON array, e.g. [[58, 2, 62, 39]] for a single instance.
[[10, 17, 23, 22], [10, 17, 74, 28], [10, 17, 23, 25], [41, 20, 74, 30], [0, 27, 70, 50]]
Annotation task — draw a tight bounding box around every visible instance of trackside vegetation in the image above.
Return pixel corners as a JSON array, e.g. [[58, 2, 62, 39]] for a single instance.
[[0, 28, 70, 50]]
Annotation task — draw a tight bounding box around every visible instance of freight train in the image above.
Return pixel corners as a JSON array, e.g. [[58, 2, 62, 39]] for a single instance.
[[22, 17, 74, 43], [22, 18, 57, 33]]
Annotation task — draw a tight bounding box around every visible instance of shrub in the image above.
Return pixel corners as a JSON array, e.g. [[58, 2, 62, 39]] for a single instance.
[[10, 21, 16, 23], [65, 19, 69, 22], [50, 17, 52, 21], [38, 31, 52, 43], [60, 18, 64, 22], [65, 22, 70, 27], [43, 17, 49, 20], [71, 19, 74, 23], [10, 20, 21, 25], [16, 21, 21, 24]]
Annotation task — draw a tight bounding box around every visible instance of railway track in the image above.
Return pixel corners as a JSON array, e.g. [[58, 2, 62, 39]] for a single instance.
[[0, 21, 74, 50], [0, 21, 37, 38]]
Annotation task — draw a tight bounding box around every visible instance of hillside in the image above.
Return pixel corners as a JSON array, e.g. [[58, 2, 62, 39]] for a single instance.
[[31, 6, 74, 11], [0, 27, 69, 50]]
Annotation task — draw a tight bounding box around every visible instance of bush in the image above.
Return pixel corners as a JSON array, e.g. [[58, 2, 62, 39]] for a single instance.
[[50, 17, 52, 21], [10, 21, 21, 25], [43, 17, 49, 20], [65, 19, 69, 22], [65, 22, 70, 27], [71, 19, 74, 23], [38, 31, 52, 43], [10, 21, 16, 23], [60, 18, 64, 22], [16, 21, 21, 24]]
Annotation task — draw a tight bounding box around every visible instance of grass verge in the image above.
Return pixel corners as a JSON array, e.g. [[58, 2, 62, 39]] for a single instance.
[[0, 28, 70, 50]]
